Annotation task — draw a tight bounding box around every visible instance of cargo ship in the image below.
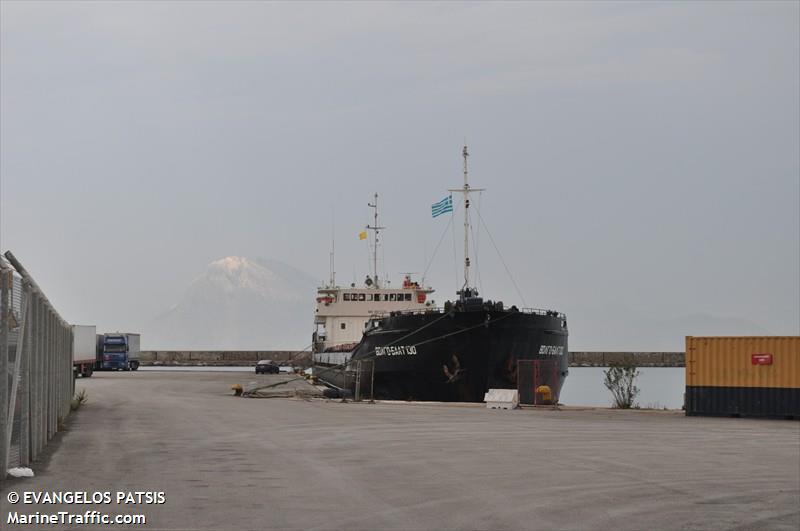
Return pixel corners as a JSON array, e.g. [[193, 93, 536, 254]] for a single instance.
[[312, 147, 568, 402]]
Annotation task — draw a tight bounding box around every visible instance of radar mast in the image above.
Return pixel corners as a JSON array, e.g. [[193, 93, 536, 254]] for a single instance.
[[449, 145, 484, 299], [366, 193, 385, 288]]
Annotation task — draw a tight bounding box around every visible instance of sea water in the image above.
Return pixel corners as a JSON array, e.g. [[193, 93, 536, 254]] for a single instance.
[[560, 367, 685, 409]]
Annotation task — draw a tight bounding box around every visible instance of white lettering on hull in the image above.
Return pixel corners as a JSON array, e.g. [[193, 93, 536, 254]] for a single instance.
[[375, 345, 418, 356], [538, 345, 564, 356]]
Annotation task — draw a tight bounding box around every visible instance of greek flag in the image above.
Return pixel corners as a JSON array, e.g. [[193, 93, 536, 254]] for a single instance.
[[431, 195, 453, 218]]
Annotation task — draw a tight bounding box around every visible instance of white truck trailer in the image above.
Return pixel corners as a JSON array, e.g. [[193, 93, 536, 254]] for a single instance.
[[72, 324, 97, 377], [125, 333, 141, 371]]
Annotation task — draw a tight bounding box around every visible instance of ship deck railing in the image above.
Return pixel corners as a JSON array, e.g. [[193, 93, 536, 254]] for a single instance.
[[371, 306, 566, 320]]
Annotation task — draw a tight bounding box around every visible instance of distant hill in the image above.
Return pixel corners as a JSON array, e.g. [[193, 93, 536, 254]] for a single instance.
[[146, 256, 317, 350]]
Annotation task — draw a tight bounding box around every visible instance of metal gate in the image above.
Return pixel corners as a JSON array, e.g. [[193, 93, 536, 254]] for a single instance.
[[518, 359, 561, 405], [349, 359, 375, 402]]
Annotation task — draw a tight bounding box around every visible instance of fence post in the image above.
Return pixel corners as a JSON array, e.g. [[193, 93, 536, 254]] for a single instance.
[[369, 360, 375, 403], [50, 310, 55, 438], [0, 266, 11, 482], [68, 326, 74, 414], [30, 293, 39, 461], [354, 360, 361, 402], [56, 322, 62, 426], [55, 316, 60, 430], [19, 284, 30, 465], [70, 325, 75, 397], [48, 309, 54, 440], [44, 309, 50, 441], [42, 306, 47, 444], [50, 310, 55, 437], [36, 297, 44, 456], [55, 320, 60, 428], [62, 324, 70, 421], [59, 325, 64, 422], [66, 326, 72, 417]]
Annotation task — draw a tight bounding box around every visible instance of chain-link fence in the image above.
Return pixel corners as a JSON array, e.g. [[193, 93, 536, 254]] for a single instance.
[[1, 251, 74, 485]]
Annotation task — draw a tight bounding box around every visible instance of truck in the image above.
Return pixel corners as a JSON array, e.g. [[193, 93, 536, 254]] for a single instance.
[[97, 332, 141, 371], [72, 325, 97, 378], [125, 333, 141, 371]]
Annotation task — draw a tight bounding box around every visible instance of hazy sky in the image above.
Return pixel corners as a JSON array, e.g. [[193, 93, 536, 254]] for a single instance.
[[1, 1, 798, 350]]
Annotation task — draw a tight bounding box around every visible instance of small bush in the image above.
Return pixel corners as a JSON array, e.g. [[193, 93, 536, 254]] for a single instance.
[[70, 389, 88, 411], [603, 362, 640, 409]]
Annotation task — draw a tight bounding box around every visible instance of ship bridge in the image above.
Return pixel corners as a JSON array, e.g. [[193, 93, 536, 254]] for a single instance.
[[313, 275, 434, 352]]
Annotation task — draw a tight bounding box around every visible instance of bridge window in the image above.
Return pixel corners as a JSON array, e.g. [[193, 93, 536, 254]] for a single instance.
[[404, 293, 412, 301], [340, 323, 346, 330], [358, 294, 366, 301], [389, 293, 396, 301], [343, 293, 351, 301]]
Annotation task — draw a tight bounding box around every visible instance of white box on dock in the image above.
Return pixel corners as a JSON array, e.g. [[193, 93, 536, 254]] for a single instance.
[[484, 389, 519, 410]]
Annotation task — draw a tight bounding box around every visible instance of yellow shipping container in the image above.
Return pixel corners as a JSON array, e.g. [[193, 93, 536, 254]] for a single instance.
[[685, 336, 800, 419], [686, 336, 800, 388]]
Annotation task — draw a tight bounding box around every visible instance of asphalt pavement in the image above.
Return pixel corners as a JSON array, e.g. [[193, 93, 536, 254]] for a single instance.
[[1, 370, 798, 530]]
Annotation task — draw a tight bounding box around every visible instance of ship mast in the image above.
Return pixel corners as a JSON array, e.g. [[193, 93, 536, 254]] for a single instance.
[[329, 213, 336, 288], [366, 193, 385, 288], [449, 145, 484, 299]]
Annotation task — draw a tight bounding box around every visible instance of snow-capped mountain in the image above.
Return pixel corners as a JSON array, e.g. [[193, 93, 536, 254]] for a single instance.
[[146, 257, 317, 350]]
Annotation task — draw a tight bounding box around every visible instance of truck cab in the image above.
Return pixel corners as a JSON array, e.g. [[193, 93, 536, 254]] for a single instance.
[[100, 334, 129, 370]]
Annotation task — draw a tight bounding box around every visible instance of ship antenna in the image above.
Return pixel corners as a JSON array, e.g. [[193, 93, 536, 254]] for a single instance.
[[449, 145, 484, 299], [367, 193, 385, 288], [329, 208, 336, 287]]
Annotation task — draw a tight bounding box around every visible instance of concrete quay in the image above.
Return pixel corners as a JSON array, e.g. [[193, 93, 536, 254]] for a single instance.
[[1, 370, 796, 530], [139, 350, 685, 367]]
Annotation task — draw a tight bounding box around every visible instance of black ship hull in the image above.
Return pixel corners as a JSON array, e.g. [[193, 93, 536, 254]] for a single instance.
[[314, 306, 568, 403]]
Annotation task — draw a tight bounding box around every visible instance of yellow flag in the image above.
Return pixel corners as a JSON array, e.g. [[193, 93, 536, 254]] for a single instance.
[[358, 230, 367, 240]]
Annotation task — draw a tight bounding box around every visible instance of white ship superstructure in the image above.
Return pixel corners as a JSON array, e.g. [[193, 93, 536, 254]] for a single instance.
[[312, 193, 434, 365]]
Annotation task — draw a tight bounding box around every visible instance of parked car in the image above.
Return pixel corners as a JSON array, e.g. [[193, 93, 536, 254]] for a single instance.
[[255, 360, 279, 374]]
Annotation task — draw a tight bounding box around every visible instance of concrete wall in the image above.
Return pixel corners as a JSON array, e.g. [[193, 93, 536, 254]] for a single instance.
[[141, 350, 684, 367]]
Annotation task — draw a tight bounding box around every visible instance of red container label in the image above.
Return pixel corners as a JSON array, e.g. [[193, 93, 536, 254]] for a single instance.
[[751, 353, 773, 365]]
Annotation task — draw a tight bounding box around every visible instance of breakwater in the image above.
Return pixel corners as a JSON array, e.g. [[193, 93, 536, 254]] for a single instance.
[[570, 351, 684, 367], [140, 350, 310, 366], [139, 351, 684, 367]]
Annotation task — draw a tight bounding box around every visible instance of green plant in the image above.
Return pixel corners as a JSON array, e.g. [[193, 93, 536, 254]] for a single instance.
[[70, 388, 88, 411], [603, 362, 640, 409]]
